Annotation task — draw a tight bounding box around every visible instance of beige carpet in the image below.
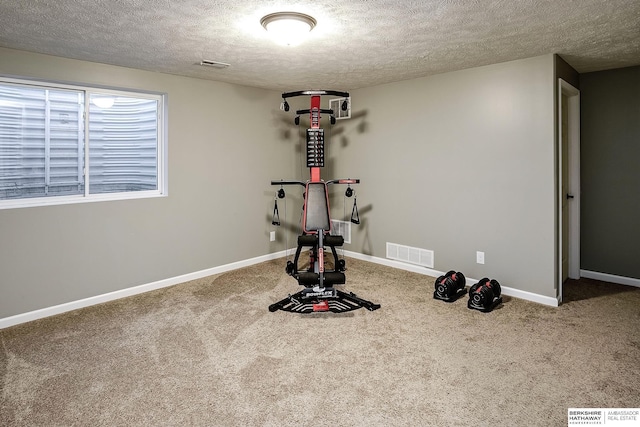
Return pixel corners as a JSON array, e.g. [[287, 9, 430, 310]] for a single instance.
[[1, 257, 639, 426]]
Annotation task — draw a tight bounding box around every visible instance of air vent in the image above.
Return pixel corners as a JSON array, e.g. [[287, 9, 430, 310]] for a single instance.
[[386, 242, 434, 268], [331, 220, 351, 244], [199, 60, 230, 69]]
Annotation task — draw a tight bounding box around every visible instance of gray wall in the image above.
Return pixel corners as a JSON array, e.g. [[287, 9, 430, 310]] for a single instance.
[[330, 55, 558, 297], [0, 49, 562, 320], [0, 48, 293, 318], [580, 66, 640, 279]]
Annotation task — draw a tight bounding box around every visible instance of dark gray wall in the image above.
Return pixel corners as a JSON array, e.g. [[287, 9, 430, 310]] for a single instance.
[[555, 55, 580, 89], [580, 66, 640, 279]]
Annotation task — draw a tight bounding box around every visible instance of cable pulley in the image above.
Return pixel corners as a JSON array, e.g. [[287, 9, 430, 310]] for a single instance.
[[345, 186, 353, 197]]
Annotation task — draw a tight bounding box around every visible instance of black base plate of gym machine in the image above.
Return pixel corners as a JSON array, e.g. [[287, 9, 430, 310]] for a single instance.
[[269, 289, 381, 314], [433, 288, 467, 303], [467, 296, 503, 313]]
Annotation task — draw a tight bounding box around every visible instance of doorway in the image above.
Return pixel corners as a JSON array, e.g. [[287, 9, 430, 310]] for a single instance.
[[558, 79, 580, 303]]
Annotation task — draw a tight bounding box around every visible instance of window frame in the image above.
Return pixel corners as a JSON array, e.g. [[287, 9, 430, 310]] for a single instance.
[[0, 76, 167, 210]]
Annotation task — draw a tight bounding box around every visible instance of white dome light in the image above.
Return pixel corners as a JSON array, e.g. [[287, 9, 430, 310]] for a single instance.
[[260, 12, 317, 46]]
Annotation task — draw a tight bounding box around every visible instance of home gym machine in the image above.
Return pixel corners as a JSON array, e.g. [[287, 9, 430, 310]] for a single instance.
[[268, 90, 380, 314]]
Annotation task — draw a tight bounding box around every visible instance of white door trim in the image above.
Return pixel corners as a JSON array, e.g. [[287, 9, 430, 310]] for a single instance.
[[557, 78, 581, 303]]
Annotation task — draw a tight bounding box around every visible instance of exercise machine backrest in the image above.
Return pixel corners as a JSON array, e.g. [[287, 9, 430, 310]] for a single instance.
[[303, 182, 330, 234]]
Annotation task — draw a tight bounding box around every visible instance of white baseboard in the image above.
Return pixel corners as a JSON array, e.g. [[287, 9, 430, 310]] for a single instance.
[[343, 250, 559, 307], [1, 248, 564, 329], [580, 270, 640, 288], [503, 287, 559, 307], [0, 250, 289, 330]]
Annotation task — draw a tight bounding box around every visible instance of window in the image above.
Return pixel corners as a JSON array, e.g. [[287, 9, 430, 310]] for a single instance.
[[0, 77, 166, 208]]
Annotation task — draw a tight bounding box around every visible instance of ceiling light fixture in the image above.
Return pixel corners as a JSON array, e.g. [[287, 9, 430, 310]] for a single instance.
[[260, 12, 317, 46]]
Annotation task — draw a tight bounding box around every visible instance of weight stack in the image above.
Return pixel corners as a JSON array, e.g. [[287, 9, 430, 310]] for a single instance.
[[467, 278, 503, 312], [306, 129, 324, 167]]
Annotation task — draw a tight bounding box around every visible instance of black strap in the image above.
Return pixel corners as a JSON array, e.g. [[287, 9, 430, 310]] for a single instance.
[[272, 198, 281, 226], [351, 197, 360, 225]]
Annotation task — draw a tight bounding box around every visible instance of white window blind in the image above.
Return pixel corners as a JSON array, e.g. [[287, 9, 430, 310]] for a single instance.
[[0, 78, 166, 208]]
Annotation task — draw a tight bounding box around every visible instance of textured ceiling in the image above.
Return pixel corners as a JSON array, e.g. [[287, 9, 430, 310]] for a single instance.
[[0, 0, 639, 91]]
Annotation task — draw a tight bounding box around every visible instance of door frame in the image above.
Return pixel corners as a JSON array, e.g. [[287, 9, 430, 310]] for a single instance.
[[557, 78, 581, 303]]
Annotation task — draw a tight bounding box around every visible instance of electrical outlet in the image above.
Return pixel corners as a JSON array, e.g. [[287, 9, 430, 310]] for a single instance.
[[270, 231, 276, 242], [476, 251, 485, 264]]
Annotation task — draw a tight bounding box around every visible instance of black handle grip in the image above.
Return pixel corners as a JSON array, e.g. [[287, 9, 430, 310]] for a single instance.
[[271, 180, 306, 187]]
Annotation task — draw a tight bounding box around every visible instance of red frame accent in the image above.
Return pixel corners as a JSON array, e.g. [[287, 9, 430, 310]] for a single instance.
[[310, 95, 321, 183], [302, 95, 336, 236], [313, 300, 329, 312], [303, 95, 331, 235]]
